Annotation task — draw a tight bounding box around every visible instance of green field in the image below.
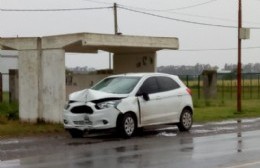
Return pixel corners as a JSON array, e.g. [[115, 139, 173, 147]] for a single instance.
[[193, 98, 260, 123], [182, 77, 260, 100]]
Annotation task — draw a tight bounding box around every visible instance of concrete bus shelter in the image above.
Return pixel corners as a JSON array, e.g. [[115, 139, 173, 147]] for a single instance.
[[0, 33, 179, 123]]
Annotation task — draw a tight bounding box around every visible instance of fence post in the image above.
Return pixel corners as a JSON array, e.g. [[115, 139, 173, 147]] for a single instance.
[[198, 75, 200, 99], [250, 73, 252, 99], [0, 73, 2, 102], [186, 75, 189, 87], [222, 77, 224, 101], [231, 77, 233, 99], [242, 75, 245, 99], [257, 74, 260, 99]]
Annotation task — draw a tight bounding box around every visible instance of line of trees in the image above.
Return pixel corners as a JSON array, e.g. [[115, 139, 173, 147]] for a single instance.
[[66, 63, 260, 75], [223, 63, 260, 73], [157, 63, 218, 75], [158, 63, 260, 75]]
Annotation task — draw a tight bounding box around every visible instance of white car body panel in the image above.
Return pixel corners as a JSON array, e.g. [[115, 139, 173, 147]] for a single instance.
[[63, 73, 194, 133], [139, 89, 181, 126]]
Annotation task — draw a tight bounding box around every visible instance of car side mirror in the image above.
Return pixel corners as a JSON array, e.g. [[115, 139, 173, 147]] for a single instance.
[[137, 91, 150, 101], [142, 92, 150, 101]]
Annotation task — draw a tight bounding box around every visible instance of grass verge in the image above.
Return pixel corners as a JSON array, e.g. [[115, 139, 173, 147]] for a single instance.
[[0, 92, 65, 137], [194, 99, 260, 123], [0, 121, 64, 137]]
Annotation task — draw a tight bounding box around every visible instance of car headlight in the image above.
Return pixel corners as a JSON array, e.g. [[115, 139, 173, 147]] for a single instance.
[[96, 100, 121, 109]]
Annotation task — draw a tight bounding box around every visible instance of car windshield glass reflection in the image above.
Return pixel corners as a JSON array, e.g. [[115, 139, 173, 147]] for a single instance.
[[92, 77, 141, 94]]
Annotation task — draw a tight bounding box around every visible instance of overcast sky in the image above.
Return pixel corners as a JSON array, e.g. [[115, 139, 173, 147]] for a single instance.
[[1, 0, 260, 69]]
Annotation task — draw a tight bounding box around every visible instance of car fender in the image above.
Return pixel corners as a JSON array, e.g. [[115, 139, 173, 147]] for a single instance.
[[116, 97, 140, 125]]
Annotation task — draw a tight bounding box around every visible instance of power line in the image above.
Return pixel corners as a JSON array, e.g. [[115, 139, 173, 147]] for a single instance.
[[178, 46, 260, 52], [117, 2, 260, 25], [154, 11, 260, 25], [81, 0, 112, 5], [80, 0, 218, 11], [119, 6, 260, 30], [119, 0, 218, 12], [0, 6, 112, 12], [1, 2, 260, 29], [80, 0, 260, 25], [119, 6, 236, 29], [162, 0, 218, 11]]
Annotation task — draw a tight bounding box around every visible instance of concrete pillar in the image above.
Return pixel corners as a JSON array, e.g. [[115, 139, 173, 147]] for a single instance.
[[9, 69, 19, 103], [41, 49, 65, 122], [202, 70, 217, 99], [18, 50, 40, 122], [113, 52, 157, 74]]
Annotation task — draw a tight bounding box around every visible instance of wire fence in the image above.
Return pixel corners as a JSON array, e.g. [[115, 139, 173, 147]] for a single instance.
[[1, 72, 260, 103], [179, 73, 260, 100]]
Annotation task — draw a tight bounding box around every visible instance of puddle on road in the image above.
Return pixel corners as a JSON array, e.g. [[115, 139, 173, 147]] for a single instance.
[[156, 126, 177, 131], [157, 132, 177, 137], [0, 138, 38, 145], [209, 118, 260, 125], [192, 125, 204, 128], [0, 140, 19, 145], [0, 159, 20, 167], [215, 126, 237, 131], [191, 129, 212, 134]]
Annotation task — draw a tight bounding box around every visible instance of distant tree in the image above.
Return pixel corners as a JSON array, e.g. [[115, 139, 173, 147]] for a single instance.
[[157, 63, 219, 76]]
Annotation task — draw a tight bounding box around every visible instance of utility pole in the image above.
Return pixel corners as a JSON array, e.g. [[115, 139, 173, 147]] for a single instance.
[[237, 0, 242, 112], [113, 3, 118, 34], [109, 3, 119, 70]]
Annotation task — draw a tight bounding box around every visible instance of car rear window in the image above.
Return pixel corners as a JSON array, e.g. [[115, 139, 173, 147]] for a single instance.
[[138, 76, 180, 94]]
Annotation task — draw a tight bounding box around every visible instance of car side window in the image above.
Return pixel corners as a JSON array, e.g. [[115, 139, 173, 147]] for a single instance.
[[156, 76, 180, 92], [138, 77, 160, 94]]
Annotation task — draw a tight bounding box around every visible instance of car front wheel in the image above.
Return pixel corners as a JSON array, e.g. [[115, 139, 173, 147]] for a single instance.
[[118, 113, 136, 138], [177, 109, 193, 132]]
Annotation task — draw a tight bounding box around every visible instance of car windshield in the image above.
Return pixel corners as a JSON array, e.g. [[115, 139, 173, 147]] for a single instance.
[[92, 76, 141, 94]]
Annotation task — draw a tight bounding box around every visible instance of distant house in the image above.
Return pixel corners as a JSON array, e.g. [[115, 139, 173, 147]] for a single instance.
[[0, 50, 18, 91]]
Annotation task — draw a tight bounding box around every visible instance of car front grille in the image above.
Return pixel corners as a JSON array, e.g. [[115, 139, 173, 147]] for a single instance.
[[73, 120, 92, 125], [73, 121, 85, 125], [71, 105, 93, 114]]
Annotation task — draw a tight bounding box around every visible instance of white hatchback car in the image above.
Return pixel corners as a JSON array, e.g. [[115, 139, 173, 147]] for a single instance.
[[63, 73, 193, 138]]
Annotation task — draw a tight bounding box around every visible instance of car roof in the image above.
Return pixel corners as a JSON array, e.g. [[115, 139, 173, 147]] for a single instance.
[[108, 72, 178, 78]]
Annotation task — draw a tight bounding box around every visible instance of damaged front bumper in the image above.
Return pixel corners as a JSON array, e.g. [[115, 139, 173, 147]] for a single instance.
[[63, 101, 121, 131]]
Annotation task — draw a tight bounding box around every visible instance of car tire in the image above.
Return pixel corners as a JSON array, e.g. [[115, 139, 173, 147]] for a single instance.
[[177, 109, 193, 132], [68, 129, 84, 138], [118, 113, 136, 138]]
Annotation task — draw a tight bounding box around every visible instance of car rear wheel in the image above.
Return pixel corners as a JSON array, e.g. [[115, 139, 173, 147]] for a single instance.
[[68, 129, 84, 138], [178, 109, 193, 132], [118, 113, 136, 138]]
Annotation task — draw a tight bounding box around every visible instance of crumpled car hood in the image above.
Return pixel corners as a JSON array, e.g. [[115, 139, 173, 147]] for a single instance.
[[69, 89, 127, 102]]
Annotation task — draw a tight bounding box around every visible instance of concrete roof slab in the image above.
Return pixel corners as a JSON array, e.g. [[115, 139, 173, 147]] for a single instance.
[[42, 32, 179, 53], [0, 37, 39, 50], [0, 32, 179, 53]]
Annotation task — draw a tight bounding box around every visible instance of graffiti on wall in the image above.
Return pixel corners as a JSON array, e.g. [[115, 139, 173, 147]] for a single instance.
[[136, 56, 154, 68]]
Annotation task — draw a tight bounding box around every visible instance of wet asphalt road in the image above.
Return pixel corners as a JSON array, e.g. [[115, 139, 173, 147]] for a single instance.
[[1, 118, 260, 168]]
